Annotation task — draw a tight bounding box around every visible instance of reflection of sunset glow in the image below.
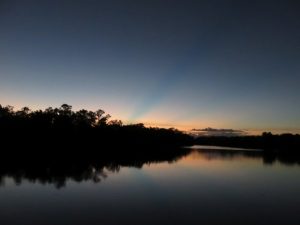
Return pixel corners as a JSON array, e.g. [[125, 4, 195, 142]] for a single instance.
[[141, 149, 264, 181]]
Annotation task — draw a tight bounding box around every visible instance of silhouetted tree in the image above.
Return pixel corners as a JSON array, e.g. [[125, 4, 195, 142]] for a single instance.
[[95, 109, 111, 126], [108, 120, 123, 126], [0, 103, 193, 149]]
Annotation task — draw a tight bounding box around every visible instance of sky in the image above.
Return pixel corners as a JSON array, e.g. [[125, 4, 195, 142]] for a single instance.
[[0, 0, 299, 133]]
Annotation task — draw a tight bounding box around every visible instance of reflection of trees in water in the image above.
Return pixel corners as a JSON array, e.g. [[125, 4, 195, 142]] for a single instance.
[[195, 149, 300, 166], [1, 165, 108, 189], [0, 148, 191, 188], [195, 149, 263, 160], [1, 148, 300, 188]]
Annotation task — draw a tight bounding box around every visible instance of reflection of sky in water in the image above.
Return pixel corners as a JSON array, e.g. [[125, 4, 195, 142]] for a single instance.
[[1, 149, 300, 225]]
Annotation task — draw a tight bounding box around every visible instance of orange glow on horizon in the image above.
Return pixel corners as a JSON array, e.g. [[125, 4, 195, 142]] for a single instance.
[[1, 99, 299, 135]]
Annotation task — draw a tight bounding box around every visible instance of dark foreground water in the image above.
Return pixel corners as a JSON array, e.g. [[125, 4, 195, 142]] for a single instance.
[[1, 146, 300, 225]]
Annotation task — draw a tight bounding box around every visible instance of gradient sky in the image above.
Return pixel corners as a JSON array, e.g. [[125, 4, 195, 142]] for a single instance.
[[0, 0, 299, 133]]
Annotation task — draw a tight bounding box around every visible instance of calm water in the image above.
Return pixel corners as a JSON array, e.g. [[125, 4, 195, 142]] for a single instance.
[[1, 146, 300, 225]]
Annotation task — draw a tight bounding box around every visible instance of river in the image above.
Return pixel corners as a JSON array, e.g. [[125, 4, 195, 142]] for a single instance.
[[0, 146, 299, 225]]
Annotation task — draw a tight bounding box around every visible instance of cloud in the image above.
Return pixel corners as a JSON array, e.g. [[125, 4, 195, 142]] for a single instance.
[[189, 127, 247, 137]]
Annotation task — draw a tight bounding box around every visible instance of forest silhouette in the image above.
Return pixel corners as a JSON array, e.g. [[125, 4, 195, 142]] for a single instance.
[[194, 132, 300, 153], [0, 104, 193, 151], [1, 103, 300, 155]]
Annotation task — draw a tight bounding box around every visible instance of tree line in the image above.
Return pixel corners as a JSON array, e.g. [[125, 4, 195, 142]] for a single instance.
[[0, 103, 113, 130], [194, 132, 300, 152], [0, 103, 193, 150]]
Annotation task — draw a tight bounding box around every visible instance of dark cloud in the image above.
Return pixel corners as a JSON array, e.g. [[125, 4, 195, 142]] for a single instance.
[[190, 127, 247, 137]]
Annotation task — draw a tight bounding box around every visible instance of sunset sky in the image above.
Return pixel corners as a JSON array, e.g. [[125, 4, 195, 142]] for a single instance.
[[0, 0, 299, 133]]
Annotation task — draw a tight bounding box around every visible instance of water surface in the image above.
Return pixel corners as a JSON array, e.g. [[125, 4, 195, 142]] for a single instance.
[[1, 146, 300, 225]]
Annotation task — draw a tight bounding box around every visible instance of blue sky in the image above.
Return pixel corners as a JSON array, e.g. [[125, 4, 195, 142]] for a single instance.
[[0, 0, 299, 133]]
